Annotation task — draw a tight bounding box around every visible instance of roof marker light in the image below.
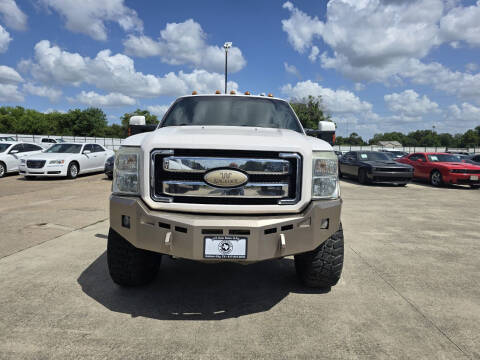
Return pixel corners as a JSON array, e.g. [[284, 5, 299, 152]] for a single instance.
[[215, 90, 221, 94], [192, 91, 197, 95], [268, 93, 273, 97], [230, 90, 236, 95], [244, 91, 251, 95]]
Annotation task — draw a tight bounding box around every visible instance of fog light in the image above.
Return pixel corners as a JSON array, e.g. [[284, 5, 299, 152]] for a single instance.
[[122, 215, 130, 229], [320, 218, 329, 229]]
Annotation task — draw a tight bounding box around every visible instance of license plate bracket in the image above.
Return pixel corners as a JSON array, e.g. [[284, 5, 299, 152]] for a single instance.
[[204, 236, 247, 259]]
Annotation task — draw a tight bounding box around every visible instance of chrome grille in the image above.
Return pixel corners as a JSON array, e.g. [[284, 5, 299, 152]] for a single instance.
[[150, 149, 302, 205]]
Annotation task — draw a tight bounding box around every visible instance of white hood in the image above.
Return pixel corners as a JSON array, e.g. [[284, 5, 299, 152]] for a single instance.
[[26, 152, 78, 161], [129, 126, 332, 153]]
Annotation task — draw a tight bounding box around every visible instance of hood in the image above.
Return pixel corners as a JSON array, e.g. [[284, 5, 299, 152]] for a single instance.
[[25, 152, 78, 160], [438, 161, 480, 169], [137, 126, 332, 153], [361, 160, 411, 167]]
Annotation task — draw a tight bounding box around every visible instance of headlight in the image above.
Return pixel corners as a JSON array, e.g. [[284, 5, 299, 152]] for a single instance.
[[113, 147, 141, 195], [312, 151, 339, 199], [49, 160, 65, 164]]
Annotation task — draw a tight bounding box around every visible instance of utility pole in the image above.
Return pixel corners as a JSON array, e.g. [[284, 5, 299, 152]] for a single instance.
[[223, 42, 232, 94]]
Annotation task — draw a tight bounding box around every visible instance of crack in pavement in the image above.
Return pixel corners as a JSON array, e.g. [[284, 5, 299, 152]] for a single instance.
[[348, 244, 471, 359]]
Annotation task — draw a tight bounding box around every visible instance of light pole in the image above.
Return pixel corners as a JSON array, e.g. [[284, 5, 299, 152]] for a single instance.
[[223, 42, 232, 94]]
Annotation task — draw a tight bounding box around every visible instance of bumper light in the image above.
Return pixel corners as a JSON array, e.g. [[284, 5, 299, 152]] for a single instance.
[[113, 147, 141, 195], [312, 151, 339, 199]]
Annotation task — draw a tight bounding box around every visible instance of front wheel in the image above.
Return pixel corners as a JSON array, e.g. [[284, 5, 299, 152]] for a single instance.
[[0, 162, 5, 178], [107, 228, 162, 286], [430, 170, 443, 187], [67, 162, 79, 179], [358, 168, 369, 185], [294, 223, 344, 288]]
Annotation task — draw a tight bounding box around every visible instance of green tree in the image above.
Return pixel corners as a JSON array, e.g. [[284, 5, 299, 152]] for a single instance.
[[290, 96, 331, 129], [68, 108, 108, 137]]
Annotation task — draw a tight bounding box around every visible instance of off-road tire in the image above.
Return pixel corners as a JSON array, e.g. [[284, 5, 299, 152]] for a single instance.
[[67, 162, 79, 179], [358, 168, 368, 185], [0, 162, 5, 178], [430, 170, 443, 187], [294, 223, 344, 288], [107, 228, 162, 286]]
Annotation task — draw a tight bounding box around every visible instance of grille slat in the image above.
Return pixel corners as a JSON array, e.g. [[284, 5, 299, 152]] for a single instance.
[[151, 149, 302, 205]]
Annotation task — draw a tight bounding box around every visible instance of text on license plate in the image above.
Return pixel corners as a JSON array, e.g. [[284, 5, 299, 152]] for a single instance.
[[204, 236, 247, 259], [471, 175, 479, 181]]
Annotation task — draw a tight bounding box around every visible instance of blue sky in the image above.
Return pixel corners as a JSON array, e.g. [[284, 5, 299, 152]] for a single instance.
[[1, 0, 479, 138]]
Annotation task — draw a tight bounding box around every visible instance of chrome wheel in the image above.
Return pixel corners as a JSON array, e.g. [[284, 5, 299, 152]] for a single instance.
[[68, 163, 78, 179], [430, 171, 442, 186]]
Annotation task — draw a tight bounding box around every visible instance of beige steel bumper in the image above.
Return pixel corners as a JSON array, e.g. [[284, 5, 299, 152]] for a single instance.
[[110, 196, 342, 262]]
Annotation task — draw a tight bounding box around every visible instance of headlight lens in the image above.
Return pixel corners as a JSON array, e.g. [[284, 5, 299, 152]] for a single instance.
[[49, 160, 65, 164], [113, 147, 141, 195], [312, 151, 339, 199]]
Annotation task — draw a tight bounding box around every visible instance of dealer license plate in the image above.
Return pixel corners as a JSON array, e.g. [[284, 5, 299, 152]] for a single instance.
[[471, 176, 479, 181], [204, 236, 247, 259]]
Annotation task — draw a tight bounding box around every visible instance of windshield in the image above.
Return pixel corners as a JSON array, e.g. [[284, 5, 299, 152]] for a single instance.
[[161, 96, 303, 133], [45, 144, 82, 153], [56, 139, 66, 143], [0, 143, 11, 153], [358, 152, 390, 161], [427, 154, 462, 162]]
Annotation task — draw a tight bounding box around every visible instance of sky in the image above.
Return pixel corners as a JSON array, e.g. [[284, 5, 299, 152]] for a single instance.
[[0, 0, 480, 139]]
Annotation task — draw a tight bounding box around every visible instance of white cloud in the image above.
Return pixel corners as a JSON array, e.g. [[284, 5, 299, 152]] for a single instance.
[[147, 105, 170, 118], [354, 82, 365, 91], [0, 84, 23, 102], [281, 80, 372, 114], [43, 108, 65, 114], [20, 40, 239, 98], [308, 46, 319, 62], [447, 102, 480, 122], [0, 24, 11, 52], [465, 63, 478, 73], [384, 89, 440, 117], [39, 0, 143, 41], [123, 19, 246, 74], [281, 1, 323, 53], [0, 0, 27, 30], [23, 82, 62, 102], [284, 62, 300, 78], [70, 90, 136, 107], [0, 65, 23, 83], [440, 1, 480, 47]]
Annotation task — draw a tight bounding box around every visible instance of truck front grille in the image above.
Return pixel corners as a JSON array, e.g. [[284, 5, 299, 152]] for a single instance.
[[150, 149, 302, 205]]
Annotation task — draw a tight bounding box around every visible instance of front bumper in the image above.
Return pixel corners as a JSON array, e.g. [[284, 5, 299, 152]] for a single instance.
[[368, 170, 413, 183], [445, 173, 480, 185], [19, 164, 67, 177], [110, 196, 342, 262]]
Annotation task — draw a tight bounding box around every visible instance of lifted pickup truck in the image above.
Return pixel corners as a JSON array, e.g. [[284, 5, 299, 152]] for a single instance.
[[109, 94, 344, 288]]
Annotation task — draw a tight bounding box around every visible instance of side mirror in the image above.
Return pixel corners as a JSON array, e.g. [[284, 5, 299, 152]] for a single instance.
[[417, 158, 424, 162], [10, 149, 18, 154], [130, 115, 146, 126], [83, 150, 91, 155]]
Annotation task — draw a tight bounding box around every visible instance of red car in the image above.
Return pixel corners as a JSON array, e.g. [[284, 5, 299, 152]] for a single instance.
[[396, 152, 480, 188]]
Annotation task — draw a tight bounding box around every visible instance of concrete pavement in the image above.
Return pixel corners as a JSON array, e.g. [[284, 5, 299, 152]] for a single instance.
[[0, 175, 478, 359]]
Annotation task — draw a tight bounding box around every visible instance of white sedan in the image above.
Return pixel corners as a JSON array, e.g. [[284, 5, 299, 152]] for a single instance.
[[0, 142, 45, 178], [19, 143, 114, 179]]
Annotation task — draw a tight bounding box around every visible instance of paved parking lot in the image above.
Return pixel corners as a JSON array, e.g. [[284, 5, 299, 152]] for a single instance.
[[0, 174, 479, 359]]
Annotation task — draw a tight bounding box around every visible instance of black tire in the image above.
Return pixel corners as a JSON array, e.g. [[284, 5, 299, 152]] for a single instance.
[[25, 176, 36, 180], [107, 173, 113, 180], [67, 162, 79, 179], [397, 183, 407, 187], [0, 162, 5, 178], [471, 185, 480, 189], [338, 166, 343, 178], [430, 170, 443, 187], [294, 223, 344, 288], [358, 168, 368, 185], [107, 228, 162, 286]]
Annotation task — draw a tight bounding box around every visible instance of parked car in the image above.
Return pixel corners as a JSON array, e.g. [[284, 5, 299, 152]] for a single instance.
[[19, 143, 114, 179], [339, 150, 413, 185], [105, 155, 114, 180], [465, 153, 480, 165], [396, 152, 480, 188], [0, 136, 16, 141], [379, 150, 408, 159], [334, 150, 346, 159], [40, 138, 66, 146], [0, 142, 45, 178]]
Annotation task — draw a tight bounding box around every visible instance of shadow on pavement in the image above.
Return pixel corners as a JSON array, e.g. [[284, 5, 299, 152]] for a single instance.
[[78, 252, 329, 321]]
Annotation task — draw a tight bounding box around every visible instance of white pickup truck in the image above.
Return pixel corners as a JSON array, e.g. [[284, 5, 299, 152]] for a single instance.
[[108, 94, 343, 288]]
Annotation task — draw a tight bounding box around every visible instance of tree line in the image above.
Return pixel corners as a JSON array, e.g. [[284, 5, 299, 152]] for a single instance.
[[1, 100, 479, 147], [0, 106, 159, 139]]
